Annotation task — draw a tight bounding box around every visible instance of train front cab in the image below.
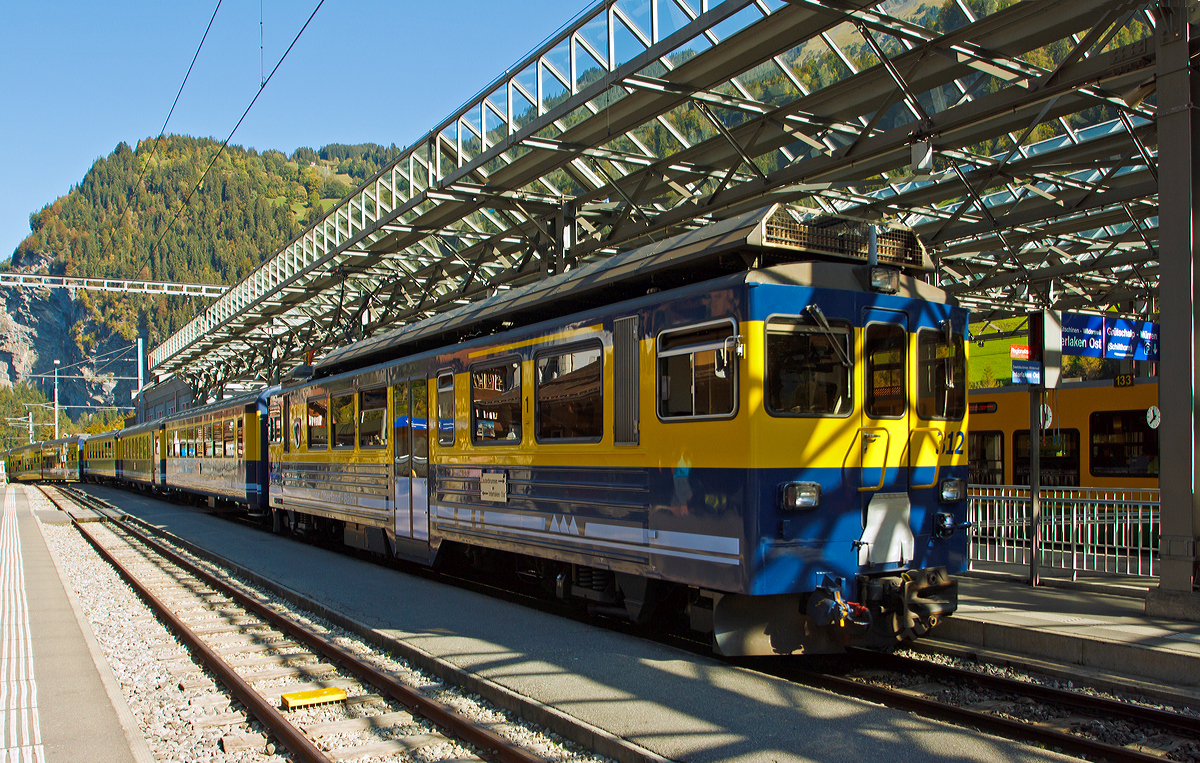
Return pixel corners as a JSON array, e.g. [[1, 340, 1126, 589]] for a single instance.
[[665, 268, 967, 655]]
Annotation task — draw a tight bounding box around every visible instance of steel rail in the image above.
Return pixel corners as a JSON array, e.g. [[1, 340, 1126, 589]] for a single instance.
[[851, 649, 1200, 738], [37, 486, 333, 763], [773, 664, 1173, 763], [54, 486, 1183, 762], [51, 486, 548, 763]]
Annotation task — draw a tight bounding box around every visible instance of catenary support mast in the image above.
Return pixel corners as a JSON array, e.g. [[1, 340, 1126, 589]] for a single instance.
[[1152, 1, 1199, 599]]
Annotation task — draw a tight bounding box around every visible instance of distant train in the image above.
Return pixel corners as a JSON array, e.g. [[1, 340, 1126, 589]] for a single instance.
[[966, 378, 1158, 489], [5, 435, 84, 483], [4, 205, 970, 656]]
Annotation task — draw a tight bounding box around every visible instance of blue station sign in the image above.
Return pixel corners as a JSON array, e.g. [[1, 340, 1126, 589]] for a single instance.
[[1060, 313, 1158, 361], [1011, 360, 1042, 384]]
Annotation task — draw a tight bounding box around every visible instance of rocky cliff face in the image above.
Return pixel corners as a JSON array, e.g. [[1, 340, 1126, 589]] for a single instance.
[[1, 283, 137, 418]]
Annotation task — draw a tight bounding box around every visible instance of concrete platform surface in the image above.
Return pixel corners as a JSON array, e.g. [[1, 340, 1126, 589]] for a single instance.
[[82, 484, 1091, 763], [2, 486, 151, 763], [931, 573, 1200, 694]]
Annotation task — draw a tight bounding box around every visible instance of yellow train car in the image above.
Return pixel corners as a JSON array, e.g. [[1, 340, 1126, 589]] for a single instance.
[[967, 378, 1158, 489], [269, 368, 390, 546], [4, 437, 84, 482], [83, 429, 120, 483], [43, 435, 84, 481], [163, 389, 272, 514], [121, 421, 163, 490], [273, 205, 969, 656], [6, 442, 45, 482]]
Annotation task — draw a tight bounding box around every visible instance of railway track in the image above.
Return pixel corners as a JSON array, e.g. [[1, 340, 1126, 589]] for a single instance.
[[766, 650, 1200, 763], [38, 484, 555, 763], [52, 483, 1200, 763]]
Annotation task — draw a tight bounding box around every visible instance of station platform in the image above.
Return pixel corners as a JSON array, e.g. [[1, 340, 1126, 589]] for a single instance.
[[924, 571, 1200, 707], [0, 485, 152, 763], [79, 482, 1198, 763]]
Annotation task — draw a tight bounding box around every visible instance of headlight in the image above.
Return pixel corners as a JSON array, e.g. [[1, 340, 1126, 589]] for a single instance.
[[869, 266, 899, 293], [934, 512, 956, 538], [782, 481, 821, 510], [939, 478, 966, 503]]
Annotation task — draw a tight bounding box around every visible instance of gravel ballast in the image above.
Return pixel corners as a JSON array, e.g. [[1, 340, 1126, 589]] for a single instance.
[[29, 486, 611, 763]]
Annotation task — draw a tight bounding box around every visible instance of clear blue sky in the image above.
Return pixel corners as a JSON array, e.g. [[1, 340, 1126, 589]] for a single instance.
[[0, 0, 588, 264]]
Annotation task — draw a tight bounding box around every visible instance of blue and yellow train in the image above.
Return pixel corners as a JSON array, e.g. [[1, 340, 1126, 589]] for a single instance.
[[4, 205, 969, 655]]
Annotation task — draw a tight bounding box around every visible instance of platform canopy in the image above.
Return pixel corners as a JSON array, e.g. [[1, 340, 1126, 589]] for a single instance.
[[147, 0, 1164, 398]]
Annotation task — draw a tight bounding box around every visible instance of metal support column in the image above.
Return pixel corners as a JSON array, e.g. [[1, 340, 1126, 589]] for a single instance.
[[1029, 383, 1043, 586], [1154, 2, 1199, 595]]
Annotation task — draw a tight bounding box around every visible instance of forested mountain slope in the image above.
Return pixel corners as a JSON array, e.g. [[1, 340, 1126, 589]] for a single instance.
[[0, 137, 395, 422]]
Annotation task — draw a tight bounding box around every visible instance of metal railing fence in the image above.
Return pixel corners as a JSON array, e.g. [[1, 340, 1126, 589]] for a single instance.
[[968, 485, 1160, 579]]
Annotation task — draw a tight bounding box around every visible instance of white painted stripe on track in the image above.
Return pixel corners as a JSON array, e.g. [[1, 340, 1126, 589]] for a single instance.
[[0, 488, 43, 760]]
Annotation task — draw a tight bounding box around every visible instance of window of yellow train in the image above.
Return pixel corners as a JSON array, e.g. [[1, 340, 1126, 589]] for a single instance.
[[917, 328, 965, 420], [1089, 411, 1159, 478], [657, 322, 737, 419], [413, 379, 429, 478], [472, 360, 522, 444], [332, 395, 356, 449], [765, 318, 853, 417], [359, 389, 387, 448], [968, 431, 1004, 485], [394, 382, 411, 471], [536, 346, 602, 441], [865, 323, 907, 419], [437, 373, 455, 447], [268, 403, 283, 446], [237, 418, 244, 459], [1014, 429, 1080, 486], [308, 397, 329, 450], [225, 420, 235, 458]]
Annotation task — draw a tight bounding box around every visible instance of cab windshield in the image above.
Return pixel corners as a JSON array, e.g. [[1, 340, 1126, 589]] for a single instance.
[[765, 317, 852, 416]]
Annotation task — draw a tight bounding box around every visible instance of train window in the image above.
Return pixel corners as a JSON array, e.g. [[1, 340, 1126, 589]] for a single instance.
[[204, 425, 212, 458], [865, 323, 907, 419], [394, 383, 411, 466], [968, 431, 1004, 485], [657, 321, 737, 419], [413, 379, 429, 477], [1090, 411, 1159, 478], [237, 418, 244, 459], [1014, 429, 1080, 487], [360, 389, 388, 448], [765, 317, 852, 417], [536, 345, 602, 441], [308, 397, 329, 450], [437, 373, 455, 447], [472, 359, 522, 444], [225, 420, 235, 458], [916, 328, 965, 421], [268, 402, 283, 445], [332, 394, 356, 449]]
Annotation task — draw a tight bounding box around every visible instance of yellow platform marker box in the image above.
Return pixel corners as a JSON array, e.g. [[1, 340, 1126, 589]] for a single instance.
[[281, 687, 348, 710]]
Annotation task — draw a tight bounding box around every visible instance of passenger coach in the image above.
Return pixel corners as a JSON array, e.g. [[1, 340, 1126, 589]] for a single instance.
[[162, 389, 274, 514], [268, 204, 970, 656], [968, 378, 1159, 489]]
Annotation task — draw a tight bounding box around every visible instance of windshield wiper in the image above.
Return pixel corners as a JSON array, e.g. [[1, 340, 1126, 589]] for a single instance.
[[806, 304, 852, 368]]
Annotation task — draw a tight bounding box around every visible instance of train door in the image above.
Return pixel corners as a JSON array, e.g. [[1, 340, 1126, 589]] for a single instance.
[[857, 309, 915, 569], [392, 379, 431, 542]]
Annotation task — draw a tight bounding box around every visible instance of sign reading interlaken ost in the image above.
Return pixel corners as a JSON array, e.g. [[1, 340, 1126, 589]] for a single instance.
[[1059, 313, 1159, 361]]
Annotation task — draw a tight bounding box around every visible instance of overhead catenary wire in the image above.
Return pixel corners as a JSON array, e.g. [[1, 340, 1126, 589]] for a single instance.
[[118, 0, 225, 224], [143, 0, 327, 273]]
